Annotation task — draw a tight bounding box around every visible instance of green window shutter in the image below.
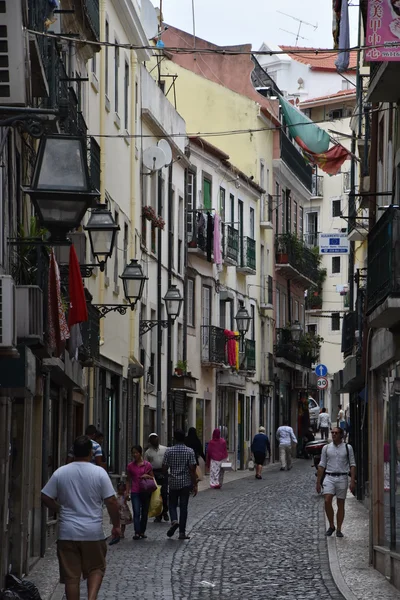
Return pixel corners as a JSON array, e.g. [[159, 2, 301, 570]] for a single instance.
[[203, 178, 211, 210]]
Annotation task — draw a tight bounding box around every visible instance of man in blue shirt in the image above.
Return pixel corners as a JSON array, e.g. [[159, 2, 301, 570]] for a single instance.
[[251, 426, 271, 480]]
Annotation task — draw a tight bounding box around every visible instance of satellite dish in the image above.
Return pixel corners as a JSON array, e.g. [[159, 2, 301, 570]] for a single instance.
[[158, 139, 173, 166], [141, 0, 159, 40], [143, 146, 166, 171]]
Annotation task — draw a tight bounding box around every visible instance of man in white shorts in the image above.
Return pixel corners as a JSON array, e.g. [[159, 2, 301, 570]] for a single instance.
[[316, 427, 356, 538]]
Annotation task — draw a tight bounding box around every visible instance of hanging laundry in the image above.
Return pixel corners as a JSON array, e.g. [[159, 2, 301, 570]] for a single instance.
[[197, 212, 206, 251], [213, 213, 223, 271], [234, 332, 240, 371], [47, 249, 69, 357], [335, 0, 350, 73], [206, 212, 213, 262], [68, 245, 88, 360], [224, 330, 238, 369]]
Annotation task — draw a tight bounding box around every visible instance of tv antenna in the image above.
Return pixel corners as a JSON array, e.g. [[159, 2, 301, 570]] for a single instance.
[[279, 28, 310, 43], [277, 11, 318, 46]]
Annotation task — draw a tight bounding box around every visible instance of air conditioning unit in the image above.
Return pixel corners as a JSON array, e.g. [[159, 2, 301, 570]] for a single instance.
[[0, 1, 29, 105], [16, 285, 44, 344], [0, 275, 17, 350]]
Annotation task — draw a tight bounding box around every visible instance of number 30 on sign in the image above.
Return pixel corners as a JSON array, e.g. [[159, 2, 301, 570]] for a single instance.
[[317, 377, 328, 390]]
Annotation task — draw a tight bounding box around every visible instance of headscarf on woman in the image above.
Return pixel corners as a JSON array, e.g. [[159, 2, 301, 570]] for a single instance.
[[185, 427, 206, 463], [206, 429, 228, 466]]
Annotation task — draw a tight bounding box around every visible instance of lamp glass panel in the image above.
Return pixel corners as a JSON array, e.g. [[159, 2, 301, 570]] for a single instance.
[[123, 277, 143, 301], [90, 230, 114, 257], [36, 198, 88, 226], [165, 298, 181, 318], [37, 138, 87, 191]]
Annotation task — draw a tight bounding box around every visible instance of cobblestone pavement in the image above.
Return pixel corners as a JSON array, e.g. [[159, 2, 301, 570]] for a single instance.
[[76, 460, 344, 600]]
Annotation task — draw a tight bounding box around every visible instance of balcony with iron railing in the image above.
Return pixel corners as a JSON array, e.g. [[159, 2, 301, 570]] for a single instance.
[[260, 194, 273, 229], [224, 224, 239, 264], [367, 206, 400, 328], [311, 174, 323, 198], [275, 328, 319, 370], [188, 214, 214, 257], [280, 131, 313, 192], [304, 231, 319, 249], [79, 301, 101, 364], [239, 339, 256, 372], [237, 236, 256, 274], [201, 326, 226, 366], [275, 233, 319, 287]]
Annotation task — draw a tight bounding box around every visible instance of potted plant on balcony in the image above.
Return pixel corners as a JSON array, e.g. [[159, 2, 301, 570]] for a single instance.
[[142, 205, 165, 230], [298, 333, 323, 365], [174, 359, 187, 376]]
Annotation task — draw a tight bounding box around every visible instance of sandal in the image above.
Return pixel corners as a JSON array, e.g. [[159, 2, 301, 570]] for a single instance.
[[133, 534, 140, 541]]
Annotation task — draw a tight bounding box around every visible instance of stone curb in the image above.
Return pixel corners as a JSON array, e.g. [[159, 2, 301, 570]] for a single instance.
[[323, 510, 359, 600]]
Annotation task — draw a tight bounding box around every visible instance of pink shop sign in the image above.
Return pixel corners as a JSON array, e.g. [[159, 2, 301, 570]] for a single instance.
[[366, 0, 400, 61]]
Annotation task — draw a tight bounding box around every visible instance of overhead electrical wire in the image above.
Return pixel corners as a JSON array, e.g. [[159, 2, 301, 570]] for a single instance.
[[85, 105, 391, 141], [28, 28, 390, 59]]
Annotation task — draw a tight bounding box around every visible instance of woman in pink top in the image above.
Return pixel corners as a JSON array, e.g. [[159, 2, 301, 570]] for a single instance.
[[126, 445, 154, 540], [206, 429, 228, 489]]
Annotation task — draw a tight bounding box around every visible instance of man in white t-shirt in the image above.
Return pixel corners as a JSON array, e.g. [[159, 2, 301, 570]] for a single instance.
[[276, 420, 298, 471], [42, 435, 120, 600]]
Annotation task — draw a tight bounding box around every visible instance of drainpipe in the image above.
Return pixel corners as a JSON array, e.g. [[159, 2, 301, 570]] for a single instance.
[[156, 169, 163, 439], [40, 369, 50, 557], [167, 163, 173, 445], [98, 0, 107, 356]]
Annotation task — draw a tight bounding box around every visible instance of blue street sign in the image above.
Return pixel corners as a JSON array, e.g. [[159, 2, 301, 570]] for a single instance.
[[315, 364, 328, 377]]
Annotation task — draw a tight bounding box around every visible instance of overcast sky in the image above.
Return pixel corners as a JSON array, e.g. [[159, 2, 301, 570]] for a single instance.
[[157, 0, 359, 50]]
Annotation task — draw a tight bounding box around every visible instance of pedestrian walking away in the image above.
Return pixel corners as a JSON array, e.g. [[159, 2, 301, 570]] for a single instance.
[[112, 482, 132, 539], [337, 404, 347, 440], [67, 425, 106, 470], [126, 445, 155, 540], [251, 426, 271, 479], [317, 408, 331, 441], [316, 426, 356, 538], [163, 429, 197, 540], [185, 427, 206, 481], [206, 428, 228, 489], [144, 433, 169, 522], [276, 420, 297, 471], [41, 435, 120, 600]]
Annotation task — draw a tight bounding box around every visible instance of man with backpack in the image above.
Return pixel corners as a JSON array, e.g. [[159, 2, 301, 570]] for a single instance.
[[316, 427, 356, 538]]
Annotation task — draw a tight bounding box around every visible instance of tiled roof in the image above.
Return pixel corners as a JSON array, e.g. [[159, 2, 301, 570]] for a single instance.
[[300, 89, 357, 106], [279, 46, 358, 72]]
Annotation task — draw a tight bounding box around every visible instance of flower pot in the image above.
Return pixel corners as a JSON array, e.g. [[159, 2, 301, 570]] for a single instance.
[[277, 253, 288, 264]]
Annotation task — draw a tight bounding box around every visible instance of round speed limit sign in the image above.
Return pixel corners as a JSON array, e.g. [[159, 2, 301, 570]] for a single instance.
[[317, 377, 328, 390]]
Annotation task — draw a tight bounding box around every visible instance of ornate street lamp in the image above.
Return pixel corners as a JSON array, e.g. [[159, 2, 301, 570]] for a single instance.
[[290, 320, 303, 341], [120, 259, 148, 308], [164, 285, 183, 322], [93, 259, 147, 317], [24, 135, 99, 240], [84, 204, 120, 272], [235, 306, 252, 338]]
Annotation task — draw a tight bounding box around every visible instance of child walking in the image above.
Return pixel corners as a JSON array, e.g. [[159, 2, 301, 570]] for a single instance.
[[114, 481, 132, 538]]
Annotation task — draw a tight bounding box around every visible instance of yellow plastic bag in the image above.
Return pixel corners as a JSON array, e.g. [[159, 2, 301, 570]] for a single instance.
[[148, 485, 163, 518]]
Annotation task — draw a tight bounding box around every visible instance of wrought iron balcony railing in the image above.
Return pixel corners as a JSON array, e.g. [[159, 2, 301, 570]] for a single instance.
[[275, 328, 317, 369], [79, 303, 101, 363], [238, 236, 256, 272], [275, 233, 319, 286], [311, 174, 323, 197], [367, 206, 400, 313], [201, 326, 226, 365], [243, 339, 256, 371], [280, 131, 312, 192], [224, 224, 239, 263]]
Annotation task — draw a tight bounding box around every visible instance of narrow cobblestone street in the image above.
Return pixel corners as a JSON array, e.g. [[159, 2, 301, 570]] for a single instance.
[[78, 461, 344, 600]]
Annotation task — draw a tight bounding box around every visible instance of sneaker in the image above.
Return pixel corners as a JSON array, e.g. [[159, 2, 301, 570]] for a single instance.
[[325, 526, 336, 537], [167, 521, 179, 538], [163, 512, 170, 522], [336, 531, 344, 538]]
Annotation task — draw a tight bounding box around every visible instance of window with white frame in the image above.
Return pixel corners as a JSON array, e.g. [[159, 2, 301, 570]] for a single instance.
[[186, 171, 196, 242]]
